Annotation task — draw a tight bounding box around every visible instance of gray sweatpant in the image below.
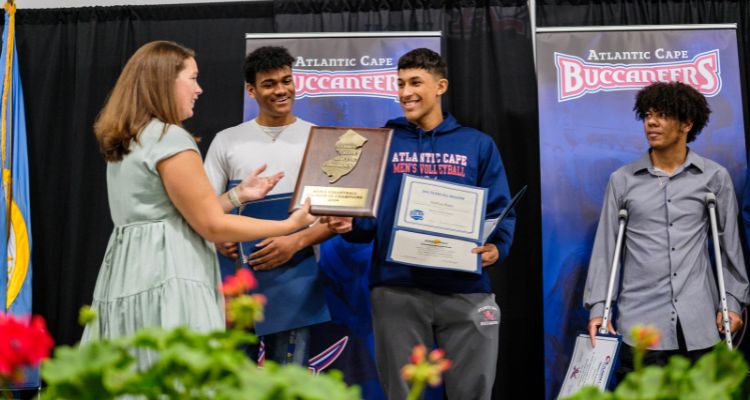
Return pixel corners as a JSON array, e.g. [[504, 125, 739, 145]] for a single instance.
[[371, 286, 500, 400]]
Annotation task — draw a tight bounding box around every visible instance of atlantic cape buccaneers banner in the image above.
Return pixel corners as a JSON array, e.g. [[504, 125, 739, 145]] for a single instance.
[[555, 49, 721, 101], [244, 33, 440, 126], [536, 26, 747, 399]]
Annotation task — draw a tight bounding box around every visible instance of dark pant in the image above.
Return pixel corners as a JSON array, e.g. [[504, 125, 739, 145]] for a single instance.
[[615, 321, 712, 383], [370, 286, 500, 400], [246, 327, 311, 367]]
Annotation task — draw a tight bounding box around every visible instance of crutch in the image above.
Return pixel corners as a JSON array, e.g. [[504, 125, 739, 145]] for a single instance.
[[706, 193, 733, 349], [599, 209, 628, 335]]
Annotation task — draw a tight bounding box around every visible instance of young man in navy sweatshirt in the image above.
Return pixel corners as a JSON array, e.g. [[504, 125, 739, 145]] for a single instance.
[[325, 48, 516, 399]]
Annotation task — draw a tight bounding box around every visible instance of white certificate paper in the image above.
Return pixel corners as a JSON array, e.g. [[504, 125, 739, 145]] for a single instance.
[[557, 334, 620, 399], [389, 230, 480, 273], [387, 175, 487, 274], [395, 175, 485, 240]]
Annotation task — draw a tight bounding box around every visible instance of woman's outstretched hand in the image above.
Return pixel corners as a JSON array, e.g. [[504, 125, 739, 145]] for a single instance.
[[235, 164, 284, 203]]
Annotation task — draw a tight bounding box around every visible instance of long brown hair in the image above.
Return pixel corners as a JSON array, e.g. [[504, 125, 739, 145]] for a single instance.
[[94, 41, 195, 162]]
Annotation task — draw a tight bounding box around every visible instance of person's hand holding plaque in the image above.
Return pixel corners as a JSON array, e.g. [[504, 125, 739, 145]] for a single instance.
[[288, 198, 317, 228], [320, 216, 353, 234]]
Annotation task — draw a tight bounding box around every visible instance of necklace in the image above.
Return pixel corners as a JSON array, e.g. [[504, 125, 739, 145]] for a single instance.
[[652, 166, 669, 187], [259, 124, 289, 142]]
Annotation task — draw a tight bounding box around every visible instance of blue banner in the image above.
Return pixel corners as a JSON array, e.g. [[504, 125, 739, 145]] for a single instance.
[[536, 26, 746, 398], [243, 33, 441, 399]]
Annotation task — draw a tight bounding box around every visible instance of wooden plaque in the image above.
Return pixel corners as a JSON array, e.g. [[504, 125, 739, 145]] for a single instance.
[[290, 126, 393, 218]]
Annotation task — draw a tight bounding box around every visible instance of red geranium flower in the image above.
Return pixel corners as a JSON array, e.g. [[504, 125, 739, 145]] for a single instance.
[[401, 344, 452, 390], [220, 268, 258, 297], [0, 313, 54, 384]]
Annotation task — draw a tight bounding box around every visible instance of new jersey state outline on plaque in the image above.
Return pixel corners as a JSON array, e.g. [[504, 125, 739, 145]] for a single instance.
[[321, 129, 368, 183]]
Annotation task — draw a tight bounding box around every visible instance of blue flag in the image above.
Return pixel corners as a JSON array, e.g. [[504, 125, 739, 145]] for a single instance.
[[1, 1, 32, 319], [0, 2, 37, 389]]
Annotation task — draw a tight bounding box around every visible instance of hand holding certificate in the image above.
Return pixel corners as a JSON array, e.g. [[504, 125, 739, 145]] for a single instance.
[[387, 175, 524, 274], [557, 334, 620, 398], [386, 175, 487, 274]]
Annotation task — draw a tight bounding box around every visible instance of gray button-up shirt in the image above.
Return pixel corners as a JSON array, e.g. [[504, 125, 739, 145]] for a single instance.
[[584, 150, 749, 350]]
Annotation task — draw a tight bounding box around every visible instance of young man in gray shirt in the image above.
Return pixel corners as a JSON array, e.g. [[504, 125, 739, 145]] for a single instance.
[[584, 81, 749, 377]]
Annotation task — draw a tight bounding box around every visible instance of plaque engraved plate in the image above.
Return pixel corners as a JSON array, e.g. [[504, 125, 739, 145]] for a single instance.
[[301, 186, 368, 208]]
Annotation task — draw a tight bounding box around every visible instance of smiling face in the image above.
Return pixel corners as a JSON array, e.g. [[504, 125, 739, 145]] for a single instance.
[[173, 57, 202, 121], [397, 68, 447, 131], [642, 108, 692, 152], [247, 66, 296, 126]]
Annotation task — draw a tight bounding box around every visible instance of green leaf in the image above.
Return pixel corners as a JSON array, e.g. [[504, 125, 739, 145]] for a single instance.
[[560, 385, 613, 400], [593, 344, 750, 400], [41, 326, 366, 399]]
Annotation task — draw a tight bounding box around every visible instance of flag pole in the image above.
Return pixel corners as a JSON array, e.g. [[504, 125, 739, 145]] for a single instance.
[[1, 0, 15, 240]]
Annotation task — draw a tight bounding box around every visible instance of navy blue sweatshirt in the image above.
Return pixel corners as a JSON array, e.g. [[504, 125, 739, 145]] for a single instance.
[[342, 113, 516, 294]]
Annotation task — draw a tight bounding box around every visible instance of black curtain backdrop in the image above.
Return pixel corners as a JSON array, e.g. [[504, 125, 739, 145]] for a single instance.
[[11, 0, 750, 399]]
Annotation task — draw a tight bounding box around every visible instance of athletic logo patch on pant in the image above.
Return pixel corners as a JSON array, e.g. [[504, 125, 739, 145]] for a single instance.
[[477, 305, 499, 326]]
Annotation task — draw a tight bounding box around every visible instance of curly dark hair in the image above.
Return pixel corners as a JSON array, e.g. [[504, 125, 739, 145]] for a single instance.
[[397, 48, 447, 79], [633, 81, 711, 143], [243, 46, 295, 85]]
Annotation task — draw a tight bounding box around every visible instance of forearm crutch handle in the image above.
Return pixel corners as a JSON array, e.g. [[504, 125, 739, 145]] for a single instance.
[[600, 209, 628, 335], [706, 193, 733, 349]]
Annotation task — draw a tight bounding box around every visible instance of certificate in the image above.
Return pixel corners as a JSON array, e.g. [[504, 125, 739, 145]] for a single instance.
[[389, 230, 480, 273], [387, 175, 487, 274], [557, 334, 621, 399], [482, 185, 527, 243]]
